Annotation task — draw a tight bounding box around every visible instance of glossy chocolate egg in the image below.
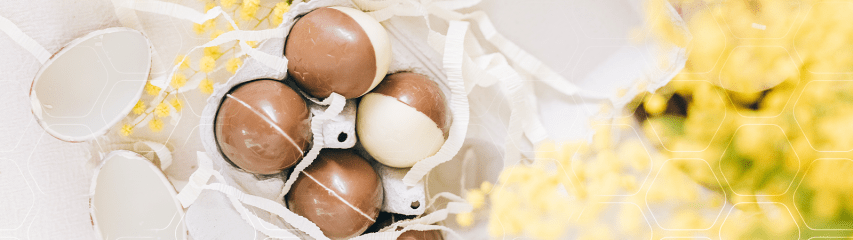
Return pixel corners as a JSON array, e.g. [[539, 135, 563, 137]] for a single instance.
[[364, 212, 414, 233], [364, 212, 443, 240], [214, 79, 310, 174], [398, 229, 444, 240], [284, 7, 392, 99], [357, 72, 450, 168], [286, 149, 384, 239]]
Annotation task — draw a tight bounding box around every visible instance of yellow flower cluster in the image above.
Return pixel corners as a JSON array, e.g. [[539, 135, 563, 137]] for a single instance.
[[220, 0, 239, 9], [240, 0, 260, 20], [148, 118, 164, 132], [642, 93, 666, 115], [226, 57, 242, 73], [272, 2, 290, 26], [132, 100, 146, 115], [211, 30, 225, 41], [120, 123, 133, 136], [487, 1, 853, 239], [119, 0, 292, 137], [144, 82, 161, 96], [199, 56, 216, 73], [631, 0, 853, 238], [174, 55, 190, 70], [154, 102, 170, 118], [170, 98, 183, 112], [194, 20, 216, 35], [488, 140, 607, 240], [170, 73, 187, 89], [199, 78, 215, 94], [204, 46, 223, 59], [453, 180, 494, 228]]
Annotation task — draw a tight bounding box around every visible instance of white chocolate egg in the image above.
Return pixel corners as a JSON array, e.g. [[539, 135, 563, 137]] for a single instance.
[[357, 73, 450, 168]]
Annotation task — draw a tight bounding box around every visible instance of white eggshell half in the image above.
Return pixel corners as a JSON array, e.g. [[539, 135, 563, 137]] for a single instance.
[[357, 94, 445, 168], [330, 6, 392, 94], [90, 150, 185, 240], [30, 27, 151, 142]]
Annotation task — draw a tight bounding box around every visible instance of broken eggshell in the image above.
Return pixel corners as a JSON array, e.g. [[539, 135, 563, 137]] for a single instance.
[[284, 6, 392, 99], [90, 150, 185, 240], [357, 72, 450, 168], [30, 27, 151, 142]]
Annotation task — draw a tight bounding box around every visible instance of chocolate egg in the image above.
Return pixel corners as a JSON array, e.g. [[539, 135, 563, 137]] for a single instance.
[[357, 72, 450, 168], [398, 229, 444, 240], [286, 149, 383, 239], [364, 212, 443, 240], [214, 79, 310, 175], [284, 7, 392, 99], [364, 212, 414, 233]]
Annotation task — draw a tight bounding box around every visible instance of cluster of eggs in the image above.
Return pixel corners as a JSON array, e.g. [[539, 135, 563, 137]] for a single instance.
[[213, 7, 449, 239]]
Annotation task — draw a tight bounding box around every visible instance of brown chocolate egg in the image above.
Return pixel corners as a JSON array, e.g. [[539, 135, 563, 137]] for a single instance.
[[284, 7, 392, 99], [286, 149, 384, 239], [398, 229, 444, 240], [364, 212, 443, 240], [214, 79, 310, 174], [364, 212, 415, 233], [357, 72, 450, 168]]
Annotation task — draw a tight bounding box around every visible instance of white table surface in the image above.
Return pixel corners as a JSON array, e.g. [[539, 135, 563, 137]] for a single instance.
[[0, 0, 659, 239]]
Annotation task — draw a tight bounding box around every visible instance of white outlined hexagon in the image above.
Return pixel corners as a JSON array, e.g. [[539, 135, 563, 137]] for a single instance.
[[718, 124, 800, 197], [641, 79, 728, 153], [646, 158, 726, 231], [719, 0, 804, 39], [0, 158, 35, 231], [0, 80, 35, 153], [794, 1, 853, 74], [718, 46, 800, 118], [718, 202, 800, 240], [792, 80, 853, 152], [793, 158, 853, 231], [25, 131, 89, 195]]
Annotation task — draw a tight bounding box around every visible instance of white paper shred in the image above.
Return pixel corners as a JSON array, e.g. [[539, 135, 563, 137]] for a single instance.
[[402, 20, 471, 186], [132, 141, 173, 170], [0, 14, 51, 64]]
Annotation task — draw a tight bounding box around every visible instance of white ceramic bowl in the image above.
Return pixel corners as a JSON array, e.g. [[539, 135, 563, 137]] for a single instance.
[[30, 27, 151, 142]]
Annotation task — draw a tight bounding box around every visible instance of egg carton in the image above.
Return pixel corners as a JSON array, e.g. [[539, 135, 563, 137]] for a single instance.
[[190, 0, 463, 239]]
